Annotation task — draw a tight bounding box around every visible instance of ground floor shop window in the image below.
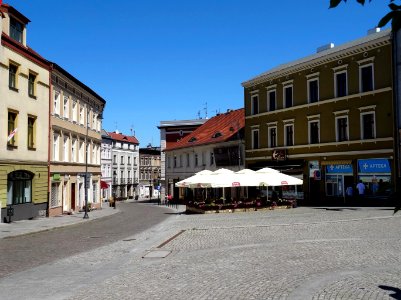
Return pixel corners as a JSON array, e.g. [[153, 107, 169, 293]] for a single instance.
[[357, 158, 392, 196], [326, 175, 343, 197], [7, 171, 33, 205]]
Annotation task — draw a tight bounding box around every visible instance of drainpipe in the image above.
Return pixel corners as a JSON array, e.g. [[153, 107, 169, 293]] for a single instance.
[[392, 27, 401, 194], [47, 63, 53, 217]]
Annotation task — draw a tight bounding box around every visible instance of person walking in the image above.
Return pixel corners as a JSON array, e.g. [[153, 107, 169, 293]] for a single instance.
[[356, 180, 366, 197]]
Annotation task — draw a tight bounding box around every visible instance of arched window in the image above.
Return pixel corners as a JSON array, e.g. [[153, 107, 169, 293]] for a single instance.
[[7, 170, 34, 205]]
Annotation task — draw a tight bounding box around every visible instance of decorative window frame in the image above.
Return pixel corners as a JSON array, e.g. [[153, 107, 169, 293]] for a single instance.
[[267, 87, 277, 112], [251, 93, 259, 115], [307, 77, 319, 103], [282, 80, 294, 109], [251, 128, 260, 150], [307, 114, 320, 144], [358, 62, 375, 93], [359, 105, 376, 140], [334, 113, 349, 142], [283, 120, 294, 146], [333, 66, 348, 98]]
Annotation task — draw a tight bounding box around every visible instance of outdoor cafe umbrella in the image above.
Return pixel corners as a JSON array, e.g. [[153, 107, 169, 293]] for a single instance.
[[256, 168, 303, 186], [175, 170, 214, 188]]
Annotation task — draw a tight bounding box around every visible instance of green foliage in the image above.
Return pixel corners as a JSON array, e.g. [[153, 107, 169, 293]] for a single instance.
[[329, 0, 401, 30]]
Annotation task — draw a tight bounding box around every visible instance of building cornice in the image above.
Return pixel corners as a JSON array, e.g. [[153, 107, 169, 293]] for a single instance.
[[242, 31, 391, 88]]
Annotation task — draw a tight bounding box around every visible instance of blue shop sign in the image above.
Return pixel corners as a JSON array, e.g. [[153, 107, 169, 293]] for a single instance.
[[358, 159, 391, 173], [326, 164, 353, 174]]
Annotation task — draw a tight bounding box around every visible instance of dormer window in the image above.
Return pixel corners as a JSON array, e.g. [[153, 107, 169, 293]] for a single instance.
[[188, 137, 197, 143], [10, 18, 24, 43], [212, 132, 222, 138]]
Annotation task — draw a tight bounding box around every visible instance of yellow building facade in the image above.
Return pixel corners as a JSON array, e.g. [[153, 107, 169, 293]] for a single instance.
[[0, 5, 49, 222], [242, 29, 395, 205]]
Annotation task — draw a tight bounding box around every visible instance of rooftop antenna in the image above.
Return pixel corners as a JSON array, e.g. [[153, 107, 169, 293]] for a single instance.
[[130, 124, 134, 136], [197, 110, 201, 119], [204, 102, 208, 119]]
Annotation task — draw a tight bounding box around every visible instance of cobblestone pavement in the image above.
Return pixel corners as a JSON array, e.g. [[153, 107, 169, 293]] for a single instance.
[[0, 207, 400, 300]]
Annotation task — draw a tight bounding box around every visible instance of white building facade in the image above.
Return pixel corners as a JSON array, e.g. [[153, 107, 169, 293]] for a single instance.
[[49, 63, 105, 216], [101, 130, 112, 201], [108, 131, 139, 200]]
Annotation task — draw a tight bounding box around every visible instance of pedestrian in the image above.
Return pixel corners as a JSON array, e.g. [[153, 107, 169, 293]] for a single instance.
[[356, 180, 365, 196], [346, 186, 353, 197]]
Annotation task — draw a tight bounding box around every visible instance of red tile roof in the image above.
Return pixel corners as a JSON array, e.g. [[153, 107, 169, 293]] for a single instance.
[[166, 108, 244, 151], [108, 132, 139, 144]]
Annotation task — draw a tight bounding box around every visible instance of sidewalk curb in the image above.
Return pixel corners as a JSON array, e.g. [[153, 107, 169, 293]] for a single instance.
[[0, 206, 121, 240]]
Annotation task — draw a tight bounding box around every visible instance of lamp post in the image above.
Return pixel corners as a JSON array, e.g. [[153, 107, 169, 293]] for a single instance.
[[149, 179, 152, 201], [83, 106, 89, 219]]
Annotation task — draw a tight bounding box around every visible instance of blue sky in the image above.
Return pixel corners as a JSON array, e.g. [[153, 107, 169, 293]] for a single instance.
[[6, 0, 391, 146]]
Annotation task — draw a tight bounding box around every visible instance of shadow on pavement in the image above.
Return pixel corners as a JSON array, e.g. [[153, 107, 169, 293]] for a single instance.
[[378, 285, 401, 299], [313, 207, 359, 211]]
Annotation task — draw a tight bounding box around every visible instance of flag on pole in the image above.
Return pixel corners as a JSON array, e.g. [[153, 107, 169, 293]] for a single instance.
[[7, 128, 18, 142]]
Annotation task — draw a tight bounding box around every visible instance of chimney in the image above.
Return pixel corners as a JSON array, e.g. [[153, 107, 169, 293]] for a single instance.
[[367, 27, 380, 35], [317, 43, 335, 53]]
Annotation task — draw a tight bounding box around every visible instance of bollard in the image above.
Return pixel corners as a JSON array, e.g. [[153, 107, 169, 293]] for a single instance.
[[7, 204, 14, 223]]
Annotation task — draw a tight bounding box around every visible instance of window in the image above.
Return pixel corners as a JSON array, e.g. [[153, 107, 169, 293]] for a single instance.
[[7, 171, 33, 205], [284, 85, 293, 108], [53, 133, 60, 161], [186, 153, 190, 167], [10, 18, 23, 43], [361, 112, 375, 139], [63, 96, 69, 119], [336, 116, 348, 142], [71, 139, 77, 162], [268, 90, 276, 111], [252, 129, 259, 149], [27, 116, 36, 149], [128, 156, 131, 165], [93, 113, 97, 129], [194, 153, 199, 167], [360, 64, 374, 92], [335, 71, 347, 97], [9, 64, 18, 90], [309, 120, 320, 144], [28, 73, 36, 97], [79, 106, 84, 125], [54, 91, 60, 115], [8, 111, 18, 146], [174, 155, 177, 168], [79, 141, 84, 163], [251, 95, 259, 115], [72, 101, 77, 122], [63, 136, 69, 162], [268, 127, 277, 148], [210, 152, 214, 166], [179, 155, 183, 167], [134, 157, 137, 166], [308, 79, 319, 103], [284, 124, 294, 146], [120, 156, 124, 165]]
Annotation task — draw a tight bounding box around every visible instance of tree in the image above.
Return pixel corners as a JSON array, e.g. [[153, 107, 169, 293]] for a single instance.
[[330, 0, 401, 214], [329, 0, 401, 30]]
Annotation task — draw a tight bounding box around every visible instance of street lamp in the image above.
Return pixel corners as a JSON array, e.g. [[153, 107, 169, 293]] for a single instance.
[[149, 179, 152, 201]]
